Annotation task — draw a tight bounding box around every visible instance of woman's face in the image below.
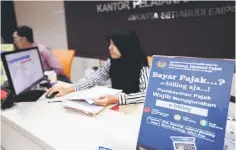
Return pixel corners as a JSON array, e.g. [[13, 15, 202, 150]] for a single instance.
[[109, 40, 121, 59]]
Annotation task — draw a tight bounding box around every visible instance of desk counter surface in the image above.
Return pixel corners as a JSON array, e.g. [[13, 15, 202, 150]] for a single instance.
[[2, 82, 235, 150], [1, 93, 144, 150]]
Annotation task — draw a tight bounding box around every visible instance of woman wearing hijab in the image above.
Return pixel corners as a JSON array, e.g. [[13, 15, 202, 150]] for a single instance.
[[46, 29, 150, 105]]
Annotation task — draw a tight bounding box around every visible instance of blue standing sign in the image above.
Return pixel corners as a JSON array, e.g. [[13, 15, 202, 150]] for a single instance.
[[137, 56, 234, 150]]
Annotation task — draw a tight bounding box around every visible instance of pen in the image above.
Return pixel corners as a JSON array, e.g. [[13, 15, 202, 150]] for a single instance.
[[48, 100, 62, 103]]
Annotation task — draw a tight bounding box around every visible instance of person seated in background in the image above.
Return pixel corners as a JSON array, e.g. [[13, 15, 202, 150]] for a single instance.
[[13, 26, 71, 83], [13, 26, 63, 74], [47, 29, 150, 105]]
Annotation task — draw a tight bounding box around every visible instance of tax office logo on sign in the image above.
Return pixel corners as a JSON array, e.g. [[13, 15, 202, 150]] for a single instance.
[[156, 60, 167, 68]]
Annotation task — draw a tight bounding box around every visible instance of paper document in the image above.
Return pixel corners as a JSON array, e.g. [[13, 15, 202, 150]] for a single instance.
[[63, 100, 106, 116], [48, 86, 122, 115], [48, 86, 122, 103]]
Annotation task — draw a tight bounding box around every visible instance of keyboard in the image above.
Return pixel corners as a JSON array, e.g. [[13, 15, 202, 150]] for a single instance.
[[15, 90, 46, 102]]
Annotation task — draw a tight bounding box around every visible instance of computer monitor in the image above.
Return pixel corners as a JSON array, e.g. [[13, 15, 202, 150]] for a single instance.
[[1, 47, 44, 96]]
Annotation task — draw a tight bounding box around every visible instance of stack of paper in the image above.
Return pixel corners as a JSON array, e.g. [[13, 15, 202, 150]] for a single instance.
[[50, 86, 122, 116], [63, 100, 106, 116]]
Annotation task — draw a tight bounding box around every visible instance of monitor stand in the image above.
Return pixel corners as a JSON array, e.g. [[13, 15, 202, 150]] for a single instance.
[[14, 90, 46, 102]]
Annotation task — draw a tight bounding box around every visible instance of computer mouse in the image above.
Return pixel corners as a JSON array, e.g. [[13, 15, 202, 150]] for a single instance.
[[46, 91, 59, 99]]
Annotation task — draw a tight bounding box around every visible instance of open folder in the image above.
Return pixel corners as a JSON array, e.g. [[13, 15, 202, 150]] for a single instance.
[[49, 86, 122, 116], [63, 100, 107, 116]]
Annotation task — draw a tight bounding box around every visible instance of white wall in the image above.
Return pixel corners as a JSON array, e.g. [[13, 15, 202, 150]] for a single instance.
[[14, 1, 68, 49], [71, 57, 99, 82]]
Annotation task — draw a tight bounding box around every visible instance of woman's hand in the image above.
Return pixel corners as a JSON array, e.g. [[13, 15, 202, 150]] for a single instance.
[[93, 94, 119, 106], [46, 85, 75, 97]]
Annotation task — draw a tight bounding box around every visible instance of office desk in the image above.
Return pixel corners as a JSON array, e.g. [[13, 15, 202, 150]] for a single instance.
[[1, 81, 235, 150], [1, 84, 144, 150]]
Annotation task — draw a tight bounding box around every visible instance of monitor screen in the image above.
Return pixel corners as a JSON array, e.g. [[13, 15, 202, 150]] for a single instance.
[[4, 48, 44, 95]]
